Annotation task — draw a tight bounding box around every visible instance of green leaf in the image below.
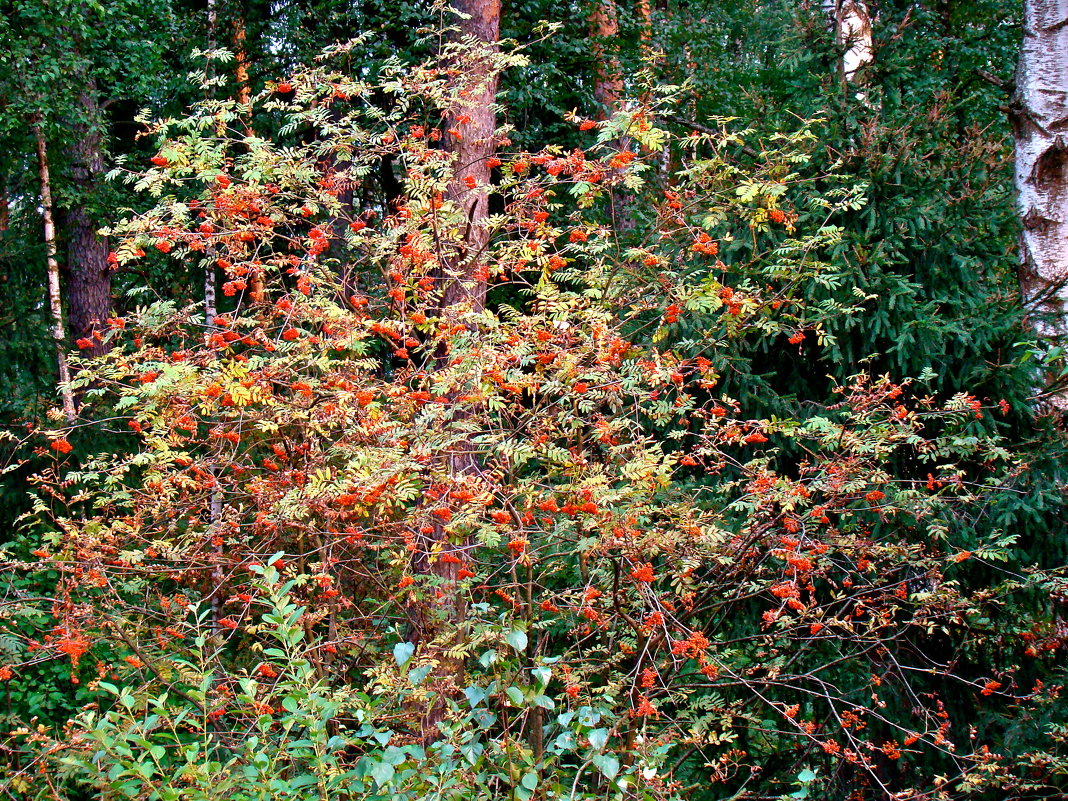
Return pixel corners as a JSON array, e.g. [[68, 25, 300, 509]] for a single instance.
[[506, 629, 528, 652], [531, 666, 551, 688], [465, 685, 488, 708], [393, 642, 415, 667], [592, 753, 619, 781], [370, 760, 395, 787], [408, 665, 432, 685], [533, 694, 555, 710], [587, 728, 609, 751]]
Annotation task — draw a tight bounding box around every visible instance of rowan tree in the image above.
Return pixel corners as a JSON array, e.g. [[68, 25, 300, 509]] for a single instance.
[[2, 13, 1057, 799]]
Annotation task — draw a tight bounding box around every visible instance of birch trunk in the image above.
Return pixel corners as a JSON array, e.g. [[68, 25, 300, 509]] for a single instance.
[[1013, 0, 1068, 406], [205, 0, 218, 326], [823, 0, 873, 89], [33, 122, 77, 422]]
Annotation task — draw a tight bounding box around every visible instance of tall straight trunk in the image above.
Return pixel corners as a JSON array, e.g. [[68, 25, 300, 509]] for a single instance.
[[232, 17, 251, 107], [412, 0, 500, 738], [206, 0, 218, 50], [1013, 0, 1068, 407], [33, 122, 76, 422], [440, 0, 500, 313], [63, 85, 112, 356], [589, 0, 635, 230], [205, 0, 219, 324], [230, 8, 265, 303], [590, 0, 623, 118], [232, 12, 254, 134], [638, 0, 651, 41], [822, 0, 873, 89]]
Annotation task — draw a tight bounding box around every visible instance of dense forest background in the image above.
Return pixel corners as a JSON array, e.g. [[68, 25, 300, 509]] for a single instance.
[[1, 1, 1068, 799]]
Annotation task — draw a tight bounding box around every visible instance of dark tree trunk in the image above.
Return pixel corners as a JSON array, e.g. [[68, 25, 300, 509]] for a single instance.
[[63, 85, 112, 356], [410, 0, 501, 740], [439, 0, 501, 313], [232, 10, 254, 134], [590, 0, 623, 118], [589, 0, 635, 230]]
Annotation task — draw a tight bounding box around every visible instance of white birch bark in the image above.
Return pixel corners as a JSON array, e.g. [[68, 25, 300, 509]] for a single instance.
[[823, 0, 873, 90], [1014, 0, 1068, 406], [205, 0, 218, 332], [33, 122, 77, 422]]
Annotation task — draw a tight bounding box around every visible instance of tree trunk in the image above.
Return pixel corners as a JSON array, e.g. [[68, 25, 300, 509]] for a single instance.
[[590, 0, 623, 118], [204, 0, 219, 323], [440, 0, 500, 314], [823, 0, 873, 89], [637, 0, 652, 43], [412, 0, 500, 739], [429, 0, 501, 564], [63, 86, 112, 356], [33, 122, 76, 422], [589, 0, 635, 230], [230, 8, 266, 303], [232, 12, 254, 134], [1013, 0, 1068, 408]]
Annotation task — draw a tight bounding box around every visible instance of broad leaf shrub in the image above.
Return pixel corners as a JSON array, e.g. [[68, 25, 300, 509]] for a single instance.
[[5, 24, 1055, 801]]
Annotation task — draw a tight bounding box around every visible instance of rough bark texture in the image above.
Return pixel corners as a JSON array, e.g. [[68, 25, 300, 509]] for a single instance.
[[637, 0, 652, 42], [823, 0, 873, 88], [589, 0, 635, 230], [440, 0, 500, 314], [1014, 0, 1068, 407], [63, 86, 112, 356], [232, 13, 254, 134], [230, 10, 266, 303], [412, 0, 500, 739], [590, 0, 623, 118], [33, 123, 76, 421]]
